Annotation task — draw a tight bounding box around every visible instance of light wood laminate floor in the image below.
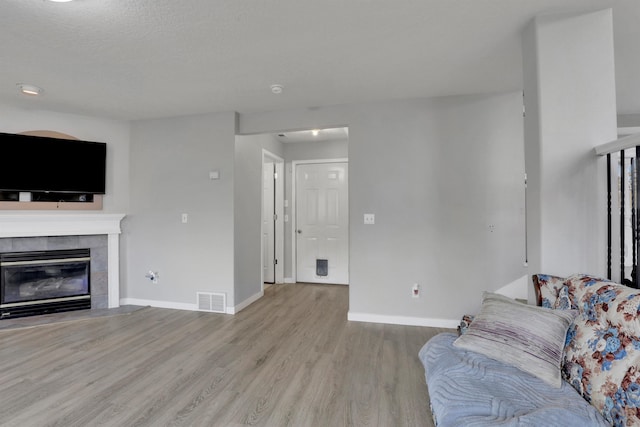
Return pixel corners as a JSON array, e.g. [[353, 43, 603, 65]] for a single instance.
[[0, 283, 447, 427]]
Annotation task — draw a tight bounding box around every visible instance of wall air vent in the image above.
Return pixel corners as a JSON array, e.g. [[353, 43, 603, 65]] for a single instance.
[[196, 292, 226, 313]]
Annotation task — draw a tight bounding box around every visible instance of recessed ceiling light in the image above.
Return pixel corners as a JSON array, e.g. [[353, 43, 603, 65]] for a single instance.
[[270, 84, 283, 94], [17, 84, 44, 96]]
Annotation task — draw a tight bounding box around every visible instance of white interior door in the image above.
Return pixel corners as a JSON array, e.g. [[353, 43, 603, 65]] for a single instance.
[[296, 162, 349, 284], [263, 161, 275, 283]]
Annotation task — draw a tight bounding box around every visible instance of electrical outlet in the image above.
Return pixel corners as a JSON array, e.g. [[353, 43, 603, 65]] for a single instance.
[[364, 213, 375, 225], [412, 283, 420, 298]]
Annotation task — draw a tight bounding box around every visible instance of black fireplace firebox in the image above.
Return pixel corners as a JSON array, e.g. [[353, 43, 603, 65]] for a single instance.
[[0, 249, 91, 319]]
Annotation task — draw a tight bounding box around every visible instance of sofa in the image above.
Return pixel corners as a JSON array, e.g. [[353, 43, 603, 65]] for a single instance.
[[419, 274, 640, 426]]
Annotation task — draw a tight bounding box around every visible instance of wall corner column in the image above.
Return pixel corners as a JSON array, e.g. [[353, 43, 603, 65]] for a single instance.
[[523, 9, 617, 279]]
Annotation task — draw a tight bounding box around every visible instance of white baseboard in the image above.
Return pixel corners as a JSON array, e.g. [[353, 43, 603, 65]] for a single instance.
[[347, 311, 458, 329], [229, 290, 263, 315], [120, 298, 458, 328], [122, 290, 265, 316], [120, 298, 198, 312], [284, 277, 295, 283]]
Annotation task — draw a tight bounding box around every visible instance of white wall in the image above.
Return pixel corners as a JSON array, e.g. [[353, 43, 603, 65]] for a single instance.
[[284, 138, 348, 162], [125, 112, 237, 309], [240, 93, 526, 325], [234, 133, 284, 306], [2, 19, 617, 326], [0, 104, 130, 213], [523, 9, 617, 281], [0, 93, 527, 325]]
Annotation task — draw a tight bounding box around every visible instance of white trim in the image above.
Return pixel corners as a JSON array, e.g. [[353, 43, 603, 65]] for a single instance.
[[274, 161, 284, 283], [120, 298, 198, 312], [284, 277, 296, 283], [594, 132, 640, 156], [261, 149, 285, 288], [291, 158, 349, 283], [121, 292, 263, 316], [347, 311, 459, 329], [229, 290, 263, 314], [0, 213, 125, 237], [107, 233, 121, 308], [0, 213, 125, 308], [292, 158, 349, 165]]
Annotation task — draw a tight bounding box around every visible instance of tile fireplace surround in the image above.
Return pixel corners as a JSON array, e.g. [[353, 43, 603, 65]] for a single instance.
[[0, 214, 125, 309]]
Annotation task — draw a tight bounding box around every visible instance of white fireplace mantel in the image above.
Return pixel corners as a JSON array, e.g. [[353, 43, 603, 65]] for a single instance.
[[0, 213, 126, 308]]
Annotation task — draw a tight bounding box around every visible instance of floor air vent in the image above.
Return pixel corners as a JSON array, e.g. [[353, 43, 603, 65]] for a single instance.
[[197, 292, 226, 313]]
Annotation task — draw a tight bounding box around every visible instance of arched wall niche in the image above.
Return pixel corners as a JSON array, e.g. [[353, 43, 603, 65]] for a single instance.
[[19, 130, 78, 140]]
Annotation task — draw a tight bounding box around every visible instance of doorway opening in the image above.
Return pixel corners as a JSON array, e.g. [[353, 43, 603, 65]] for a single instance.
[[293, 160, 349, 285], [259, 127, 349, 288], [262, 150, 284, 286]]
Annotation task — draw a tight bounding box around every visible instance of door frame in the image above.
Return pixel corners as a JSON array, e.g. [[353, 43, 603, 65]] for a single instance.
[[261, 149, 284, 288], [291, 158, 349, 284]]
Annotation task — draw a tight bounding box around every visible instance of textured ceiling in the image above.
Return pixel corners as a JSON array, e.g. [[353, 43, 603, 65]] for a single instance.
[[0, 0, 637, 121]]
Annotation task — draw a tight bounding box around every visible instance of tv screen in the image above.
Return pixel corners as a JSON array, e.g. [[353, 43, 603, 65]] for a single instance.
[[0, 132, 106, 194]]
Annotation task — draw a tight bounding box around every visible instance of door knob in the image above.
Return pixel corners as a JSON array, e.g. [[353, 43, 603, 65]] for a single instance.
[[297, 229, 302, 234]]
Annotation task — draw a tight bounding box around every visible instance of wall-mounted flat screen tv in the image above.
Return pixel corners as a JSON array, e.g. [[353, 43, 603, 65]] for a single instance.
[[0, 132, 107, 194]]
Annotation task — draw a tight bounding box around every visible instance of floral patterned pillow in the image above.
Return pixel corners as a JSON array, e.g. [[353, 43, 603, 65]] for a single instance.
[[534, 274, 567, 308], [561, 274, 640, 426], [553, 285, 575, 310], [457, 314, 475, 336]]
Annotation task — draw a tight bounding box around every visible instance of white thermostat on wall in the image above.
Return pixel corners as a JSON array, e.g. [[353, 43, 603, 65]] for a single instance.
[[209, 170, 220, 180]]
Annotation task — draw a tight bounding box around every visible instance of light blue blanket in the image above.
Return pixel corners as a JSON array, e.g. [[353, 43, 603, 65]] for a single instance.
[[419, 333, 609, 426]]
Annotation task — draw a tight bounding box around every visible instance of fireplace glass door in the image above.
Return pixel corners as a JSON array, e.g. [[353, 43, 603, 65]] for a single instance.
[[0, 249, 91, 318]]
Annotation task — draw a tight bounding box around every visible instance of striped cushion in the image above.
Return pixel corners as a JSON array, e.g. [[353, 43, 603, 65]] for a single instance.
[[454, 292, 577, 388]]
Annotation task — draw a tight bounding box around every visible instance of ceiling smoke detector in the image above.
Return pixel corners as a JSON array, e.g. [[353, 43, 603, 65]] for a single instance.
[[17, 84, 43, 96], [270, 84, 283, 94]]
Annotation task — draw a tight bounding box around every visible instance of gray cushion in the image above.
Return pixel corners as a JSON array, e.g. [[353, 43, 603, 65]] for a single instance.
[[420, 333, 609, 426], [453, 292, 576, 388]]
